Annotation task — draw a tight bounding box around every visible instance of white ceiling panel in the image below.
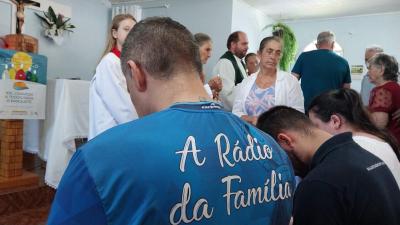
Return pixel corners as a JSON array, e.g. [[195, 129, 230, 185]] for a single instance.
[[243, 0, 400, 20]]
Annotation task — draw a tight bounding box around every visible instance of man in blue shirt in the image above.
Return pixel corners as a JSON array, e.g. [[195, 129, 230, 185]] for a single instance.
[[292, 31, 351, 110], [47, 17, 295, 225]]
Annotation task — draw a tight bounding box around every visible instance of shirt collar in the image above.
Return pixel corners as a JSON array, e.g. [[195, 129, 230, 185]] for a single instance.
[[170, 101, 224, 111], [310, 132, 353, 169], [111, 47, 121, 58]]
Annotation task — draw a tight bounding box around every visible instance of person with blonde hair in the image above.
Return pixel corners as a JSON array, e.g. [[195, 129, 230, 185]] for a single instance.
[[89, 14, 138, 140]]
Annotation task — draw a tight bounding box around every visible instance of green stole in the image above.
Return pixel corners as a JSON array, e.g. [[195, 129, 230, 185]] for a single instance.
[[220, 51, 246, 85]]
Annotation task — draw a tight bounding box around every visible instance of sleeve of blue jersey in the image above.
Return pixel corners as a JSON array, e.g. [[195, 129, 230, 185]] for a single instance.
[[291, 53, 303, 76], [47, 150, 108, 225]]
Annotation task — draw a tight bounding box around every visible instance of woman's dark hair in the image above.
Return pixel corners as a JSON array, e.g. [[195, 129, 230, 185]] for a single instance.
[[369, 53, 399, 82], [308, 88, 400, 161]]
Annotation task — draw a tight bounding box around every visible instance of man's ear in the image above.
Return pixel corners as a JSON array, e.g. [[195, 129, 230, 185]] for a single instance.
[[276, 133, 295, 152], [127, 60, 147, 92]]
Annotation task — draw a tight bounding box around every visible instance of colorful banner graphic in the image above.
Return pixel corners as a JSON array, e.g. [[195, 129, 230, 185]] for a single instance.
[[0, 49, 47, 119]]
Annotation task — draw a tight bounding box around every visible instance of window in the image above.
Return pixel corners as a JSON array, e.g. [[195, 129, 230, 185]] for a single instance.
[[303, 40, 344, 56]]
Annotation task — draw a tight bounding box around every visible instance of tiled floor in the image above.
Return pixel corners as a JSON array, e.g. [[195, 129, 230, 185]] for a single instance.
[[0, 153, 54, 225]]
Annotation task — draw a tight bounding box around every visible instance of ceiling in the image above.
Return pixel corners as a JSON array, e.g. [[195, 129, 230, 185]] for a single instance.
[[243, 0, 400, 21]]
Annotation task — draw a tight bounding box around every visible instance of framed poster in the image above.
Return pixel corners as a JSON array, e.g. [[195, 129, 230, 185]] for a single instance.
[[0, 49, 47, 119]]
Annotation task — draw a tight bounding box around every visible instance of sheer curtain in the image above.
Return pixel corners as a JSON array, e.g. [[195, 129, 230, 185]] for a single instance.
[[112, 4, 142, 21]]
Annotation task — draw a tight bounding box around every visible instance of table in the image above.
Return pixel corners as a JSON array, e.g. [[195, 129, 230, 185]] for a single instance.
[[38, 79, 90, 188]]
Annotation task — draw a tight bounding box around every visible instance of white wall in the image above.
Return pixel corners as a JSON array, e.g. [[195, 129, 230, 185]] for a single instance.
[[135, 0, 233, 79], [135, 0, 275, 80], [1, 0, 109, 80], [0, 1, 13, 35], [286, 12, 400, 91], [231, 0, 275, 54]]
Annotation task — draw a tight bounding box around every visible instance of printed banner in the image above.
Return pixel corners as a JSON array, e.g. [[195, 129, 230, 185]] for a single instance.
[[0, 49, 47, 119]]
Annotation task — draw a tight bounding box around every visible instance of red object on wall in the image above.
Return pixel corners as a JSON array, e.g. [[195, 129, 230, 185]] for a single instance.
[[15, 69, 26, 80]]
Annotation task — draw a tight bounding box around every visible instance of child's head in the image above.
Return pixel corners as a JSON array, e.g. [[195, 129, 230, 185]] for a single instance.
[[103, 14, 136, 56]]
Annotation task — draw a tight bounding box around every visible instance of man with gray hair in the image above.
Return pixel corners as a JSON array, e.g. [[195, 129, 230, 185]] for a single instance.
[[292, 31, 351, 110], [360, 45, 384, 105]]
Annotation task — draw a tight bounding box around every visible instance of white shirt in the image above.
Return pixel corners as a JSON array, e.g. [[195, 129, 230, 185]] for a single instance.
[[353, 135, 400, 189], [213, 55, 247, 110], [89, 53, 138, 140], [232, 70, 304, 117]]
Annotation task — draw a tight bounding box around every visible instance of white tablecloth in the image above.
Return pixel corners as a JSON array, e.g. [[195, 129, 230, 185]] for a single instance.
[[38, 79, 90, 188], [23, 119, 41, 154]]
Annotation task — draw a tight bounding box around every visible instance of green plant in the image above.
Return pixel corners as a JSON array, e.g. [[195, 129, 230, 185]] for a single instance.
[[271, 22, 297, 71], [35, 6, 75, 37]]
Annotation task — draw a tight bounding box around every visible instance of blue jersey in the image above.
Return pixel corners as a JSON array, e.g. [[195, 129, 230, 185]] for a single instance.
[[48, 102, 295, 225]]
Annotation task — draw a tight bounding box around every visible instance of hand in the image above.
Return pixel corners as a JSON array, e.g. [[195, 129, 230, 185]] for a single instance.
[[393, 108, 400, 123], [208, 76, 222, 92], [241, 115, 258, 126], [212, 90, 219, 100]]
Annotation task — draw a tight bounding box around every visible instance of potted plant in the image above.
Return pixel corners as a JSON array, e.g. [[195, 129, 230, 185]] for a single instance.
[[35, 6, 75, 45], [264, 22, 297, 71]]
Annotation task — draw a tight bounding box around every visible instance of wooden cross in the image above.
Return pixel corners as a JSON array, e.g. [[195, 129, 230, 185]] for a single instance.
[[10, 0, 41, 34]]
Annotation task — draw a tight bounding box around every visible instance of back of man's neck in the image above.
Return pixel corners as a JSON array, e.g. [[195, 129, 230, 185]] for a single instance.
[[150, 73, 212, 112], [305, 129, 332, 162]]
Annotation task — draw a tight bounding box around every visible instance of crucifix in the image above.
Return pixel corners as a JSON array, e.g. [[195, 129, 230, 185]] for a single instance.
[[10, 0, 41, 34]]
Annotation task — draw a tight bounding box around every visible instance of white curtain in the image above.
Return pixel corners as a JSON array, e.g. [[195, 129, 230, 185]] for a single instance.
[[112, 4, 142, 21]]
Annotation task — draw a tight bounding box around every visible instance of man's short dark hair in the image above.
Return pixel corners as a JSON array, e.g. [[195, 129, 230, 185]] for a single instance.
[[121, 17, 202, 79], [226, 31, 242, 49], [256, 106, 315, 140]]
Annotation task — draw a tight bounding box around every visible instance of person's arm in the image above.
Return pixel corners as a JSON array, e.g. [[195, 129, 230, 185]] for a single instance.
[[293, 181, 344, 225], [203, 84, 213, 98], [287, 75, 305, 112], [393, 109, 400, 123], [291, 72, 300, 80], [342, 63, 352, 88], [94, 56, 138, 124], [291, 54, 303, 80], [232, 79, 246, 117], [213, 59, 236, 109], [370, 112, 389, 129], [47, 150, 108, 225], [369, 87, 392, 129]]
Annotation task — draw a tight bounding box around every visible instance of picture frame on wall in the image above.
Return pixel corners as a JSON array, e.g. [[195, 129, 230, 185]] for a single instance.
[[0, 0, 16, 35]]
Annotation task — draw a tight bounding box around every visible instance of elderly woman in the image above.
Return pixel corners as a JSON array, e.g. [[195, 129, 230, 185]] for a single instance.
[[232, 36, 304, 125], [308, 88, 400, 188], [368, 53, 400, 143], [194, 33, 222, 99]]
